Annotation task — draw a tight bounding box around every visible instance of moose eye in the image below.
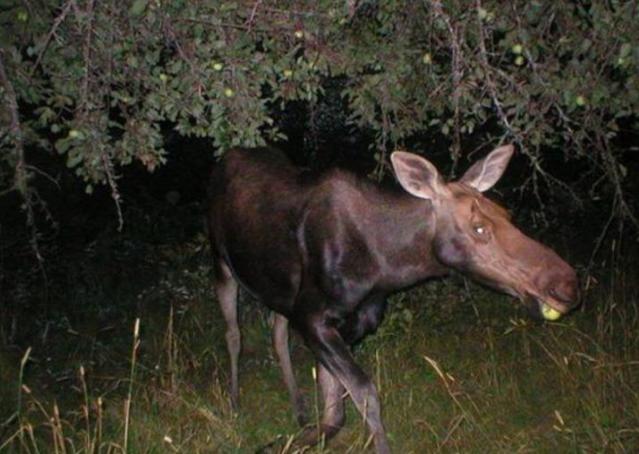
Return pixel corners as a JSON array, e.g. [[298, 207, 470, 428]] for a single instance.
[[473, 225, 487, 236]]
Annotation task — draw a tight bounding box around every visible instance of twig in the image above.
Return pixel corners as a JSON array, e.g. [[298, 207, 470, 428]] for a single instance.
[[30, 0, 75, 76], [101, 150, 123, 232], [163, 19, 201, 91], [588, 200, 617, 271], [0, 50, 44, 263], [76, 0, 122, 230], [587, 131, 639, 269], [347, 0, 361, 19], [24, 165, 60, 190], [123, 318, 140, 453], [245, 0, 262, 32], [430, 1, 463, 171], [474, 0, 580, 210], [79, 0, 95, 116], [0, 52, 24, 191]]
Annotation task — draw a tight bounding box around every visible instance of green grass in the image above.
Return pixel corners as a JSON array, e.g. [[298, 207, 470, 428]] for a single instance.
[[1, 233, 638, 453]]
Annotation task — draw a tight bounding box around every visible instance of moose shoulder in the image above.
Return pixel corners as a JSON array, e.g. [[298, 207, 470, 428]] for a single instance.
[[207, 145, 579, 453]]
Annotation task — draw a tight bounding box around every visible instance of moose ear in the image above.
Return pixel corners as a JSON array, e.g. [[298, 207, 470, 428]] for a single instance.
[[459, 144, 514, 192], [390, 151, 445, 200]]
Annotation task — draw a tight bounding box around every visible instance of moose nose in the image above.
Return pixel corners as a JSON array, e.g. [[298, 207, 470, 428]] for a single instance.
[[547, 276, 580, 309]]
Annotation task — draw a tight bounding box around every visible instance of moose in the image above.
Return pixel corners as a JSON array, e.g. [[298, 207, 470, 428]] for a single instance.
[[207, 144, 579, 453]]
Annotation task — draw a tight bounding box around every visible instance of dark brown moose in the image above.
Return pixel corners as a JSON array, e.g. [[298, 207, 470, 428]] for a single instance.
[[207, 145, 579, 453]]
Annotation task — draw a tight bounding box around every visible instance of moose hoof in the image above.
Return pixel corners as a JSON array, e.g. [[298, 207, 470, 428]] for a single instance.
[[293, 423, 343, 450], [295, 411, 308, 428], [255, 434, 295, 454], [293, 396, 309, 427]]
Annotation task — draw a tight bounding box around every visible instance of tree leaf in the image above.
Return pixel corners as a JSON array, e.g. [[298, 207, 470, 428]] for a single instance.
[[129, 0, 148, 16]]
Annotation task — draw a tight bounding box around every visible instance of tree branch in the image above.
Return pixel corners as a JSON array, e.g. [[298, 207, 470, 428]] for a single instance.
[[79, 0, 95, 116], [474, 0, 581, 212], [245, 0, 262, 32], [30, 0, 75, 77], [0, 50, 43, 263], [430, 1, 463, 171]]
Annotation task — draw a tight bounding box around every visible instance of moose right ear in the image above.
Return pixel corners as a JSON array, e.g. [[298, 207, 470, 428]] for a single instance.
[[459, 144, 514, 192], [390, 151, 446, 200]]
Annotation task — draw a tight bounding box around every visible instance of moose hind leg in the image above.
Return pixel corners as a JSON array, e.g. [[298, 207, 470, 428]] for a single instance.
[[272, 313, 307, 426], [214, 259, 240, 410]]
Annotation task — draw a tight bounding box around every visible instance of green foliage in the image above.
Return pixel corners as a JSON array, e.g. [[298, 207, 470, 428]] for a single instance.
[[1, 1, 638, 222], [2, 221, 638, 451]]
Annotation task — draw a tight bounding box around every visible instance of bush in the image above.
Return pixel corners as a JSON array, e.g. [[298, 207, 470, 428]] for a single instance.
[[1, 1, 637, 232]]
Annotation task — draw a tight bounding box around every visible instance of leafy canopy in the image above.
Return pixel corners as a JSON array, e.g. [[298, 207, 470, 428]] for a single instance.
[[1, 0, 638, 225]]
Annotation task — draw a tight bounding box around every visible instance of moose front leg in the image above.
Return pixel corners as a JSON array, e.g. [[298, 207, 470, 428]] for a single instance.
[[296, 362, 346, 447], [340, 294, 387, 345], [295, 312, 391, 454]]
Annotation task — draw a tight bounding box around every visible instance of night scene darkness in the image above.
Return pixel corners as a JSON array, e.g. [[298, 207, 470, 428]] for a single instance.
[[1, 2, 638, 452]]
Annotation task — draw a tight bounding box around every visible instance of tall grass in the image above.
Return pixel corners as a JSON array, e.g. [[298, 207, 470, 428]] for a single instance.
[[1, 232, 638, 452]]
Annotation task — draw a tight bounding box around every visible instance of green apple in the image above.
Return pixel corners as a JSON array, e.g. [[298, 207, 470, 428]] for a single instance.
[[541, 303, 562, 321]]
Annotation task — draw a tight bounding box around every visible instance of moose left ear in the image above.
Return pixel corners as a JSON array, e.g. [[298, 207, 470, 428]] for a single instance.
[[459, 144, 515, 192], [391, 151, 446, 200]]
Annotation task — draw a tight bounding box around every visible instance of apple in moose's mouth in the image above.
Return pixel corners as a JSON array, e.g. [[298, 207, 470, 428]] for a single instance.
[[541, 303, 562, 321]]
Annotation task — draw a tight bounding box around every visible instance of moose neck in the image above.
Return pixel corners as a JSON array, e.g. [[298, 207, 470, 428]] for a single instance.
[[352, 184, 449, 291]]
